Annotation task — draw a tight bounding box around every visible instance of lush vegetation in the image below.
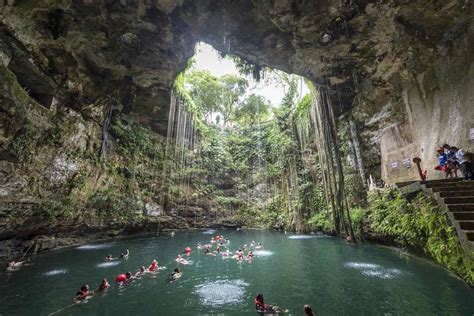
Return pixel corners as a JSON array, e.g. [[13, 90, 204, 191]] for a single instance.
[[368, 189, 474, 285]]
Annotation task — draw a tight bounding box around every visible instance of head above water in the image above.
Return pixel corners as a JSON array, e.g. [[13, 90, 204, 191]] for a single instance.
[[126, 272, 132, 278], [174, 268, 180, 273], [81, 284, 89, 292], [304, 304, 314, 315]]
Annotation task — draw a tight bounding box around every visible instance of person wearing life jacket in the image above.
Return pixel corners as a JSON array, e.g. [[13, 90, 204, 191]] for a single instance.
[[235, 249, 244, 260], [255, 294, 270, 315], [115, 272, 132, 283], [148, 259, 158, 271], [75, 284, 91, 301], [184, 247, 192, 256], [246, 251, 254, 260], [97, 278, 110, 291]]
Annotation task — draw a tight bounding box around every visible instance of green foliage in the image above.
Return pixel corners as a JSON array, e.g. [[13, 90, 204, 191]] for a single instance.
[[90, 187, 143, 219], [349, 207, 365, 238], [308, 209, 334, 232], [38, 197, 75, 221], [111, 116, 162, 160], [368, 190, 474, 285], [8, 120, 40, 163]]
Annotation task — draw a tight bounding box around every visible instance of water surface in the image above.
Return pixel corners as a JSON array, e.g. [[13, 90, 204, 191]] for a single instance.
[[1, 230, 473, 315]]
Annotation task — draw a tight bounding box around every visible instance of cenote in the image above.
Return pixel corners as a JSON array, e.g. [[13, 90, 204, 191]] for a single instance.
[[1, 230, 473, 315]]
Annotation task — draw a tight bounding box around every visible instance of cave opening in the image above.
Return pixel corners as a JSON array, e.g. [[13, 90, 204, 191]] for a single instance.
[[162, 42, 315, 229]]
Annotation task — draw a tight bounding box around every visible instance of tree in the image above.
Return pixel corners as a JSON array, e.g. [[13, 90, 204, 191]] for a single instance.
[[219, 74, 248, 125], [233, 94, 270, 126], [184, 70, 221, 120]]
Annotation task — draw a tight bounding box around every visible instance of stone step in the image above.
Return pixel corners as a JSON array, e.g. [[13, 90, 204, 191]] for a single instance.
[[459, 221, 474, 230], [447, 204, 474, 212], [395, 178, 462, 188], [439, 190, 474, 197], [465, 231, 474, 241], [427, 181, 474, 189], [444, 197, 474, 204], [453, 212, 474, 220]]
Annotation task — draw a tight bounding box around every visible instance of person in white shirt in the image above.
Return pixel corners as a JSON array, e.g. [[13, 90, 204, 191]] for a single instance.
[[452, 146, 473, 180]]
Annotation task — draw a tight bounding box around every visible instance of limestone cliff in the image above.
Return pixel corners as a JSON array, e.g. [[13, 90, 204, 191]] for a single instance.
[[0, 0, 473, 256]]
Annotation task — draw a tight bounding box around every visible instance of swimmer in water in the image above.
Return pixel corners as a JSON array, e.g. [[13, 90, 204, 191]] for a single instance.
[[255, 242, 263, 249], [6, 260, 25, 271], [205, 248, 215, 256], [135, 266, 147, 277], [254, 294, 288, 315], [120, 249, 130, 259], [234, 249, 244, 260], [105, 254, 117, 261], [168, 268, 182, 282], [197, 242, 203, 249], [243, 244, 248, 249], [176, 254, 190, 264], [148, 259, 158, 271], [246, 251, 254, 260], [97, 278, 110, 291], [75, 284, 91, 302], [304, 304, 315, 316]]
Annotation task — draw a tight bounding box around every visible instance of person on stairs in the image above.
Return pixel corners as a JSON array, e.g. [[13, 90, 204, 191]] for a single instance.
[[451, 146, 473, 180]]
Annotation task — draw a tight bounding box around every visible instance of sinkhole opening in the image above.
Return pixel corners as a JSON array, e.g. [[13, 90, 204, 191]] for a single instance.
[[161, 42, 325, 230]]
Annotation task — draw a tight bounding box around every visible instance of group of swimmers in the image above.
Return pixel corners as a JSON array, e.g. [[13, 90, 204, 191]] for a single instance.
[[74, 254, 181, 304], [195, 235, 262, 262]]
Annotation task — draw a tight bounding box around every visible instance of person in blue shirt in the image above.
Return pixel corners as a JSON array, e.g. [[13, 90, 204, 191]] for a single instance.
[[434, 146, 451, 178]]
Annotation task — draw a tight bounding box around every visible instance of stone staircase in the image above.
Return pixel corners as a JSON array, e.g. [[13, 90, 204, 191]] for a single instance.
[[396, 178, 474, 248]]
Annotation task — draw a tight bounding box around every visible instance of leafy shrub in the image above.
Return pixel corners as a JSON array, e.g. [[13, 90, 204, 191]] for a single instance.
[[368, 189, 474, 285]]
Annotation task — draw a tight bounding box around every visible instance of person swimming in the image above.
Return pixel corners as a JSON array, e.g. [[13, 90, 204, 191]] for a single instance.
[[135, 266, 147, 277], [304, 304, 315, 316], [234, 249, 244, 260], [255, 242, 263, 249], [255, 294, 270, 314], [246, 251, 254, 260], [115, 271, 133, 283], [105, 254, 117, 261], [6, 260, 25, 271], [197, 242, 203, 249], [120, 249, 130, 259], [75, 284, 91, 302], [168, 268, 182, 282], [148, 259, 158, 271], [176, 254, 190, 264], [97, 278, 110, 291], [205, 248, 215, 256], [254, 294, 287, 315]]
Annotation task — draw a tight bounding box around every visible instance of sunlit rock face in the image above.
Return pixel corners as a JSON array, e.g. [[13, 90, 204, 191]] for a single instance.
[[0, 0, 471, 196], [1, 1, 472, 183]]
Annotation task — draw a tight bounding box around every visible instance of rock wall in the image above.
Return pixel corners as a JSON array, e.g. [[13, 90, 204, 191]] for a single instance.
[[1, 0, 473, 255]]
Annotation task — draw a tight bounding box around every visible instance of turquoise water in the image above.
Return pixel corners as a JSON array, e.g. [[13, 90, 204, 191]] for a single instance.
[[1, 230, 473, 315]]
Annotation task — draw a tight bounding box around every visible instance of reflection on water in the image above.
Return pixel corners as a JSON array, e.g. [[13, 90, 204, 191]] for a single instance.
[[43, 269, 68, 276], [288, 235, 316, 239], [76, 243, 113, 250], [96, 261, 121, 268], [1, 231, 472, 315], [202, 229, 217, 235], [344, 262, 404, 279], [195, 279, 248, 306], [253, 250, 274, 256]]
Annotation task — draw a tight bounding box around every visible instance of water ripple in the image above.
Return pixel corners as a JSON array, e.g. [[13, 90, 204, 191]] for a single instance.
[[44, 269, 68, 276], [96, 261, 121, 268], [253, 250, 274, 257], [195, 279, 248, 306], [344, 262, 403, 279], [76, 243, 113, 250]]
